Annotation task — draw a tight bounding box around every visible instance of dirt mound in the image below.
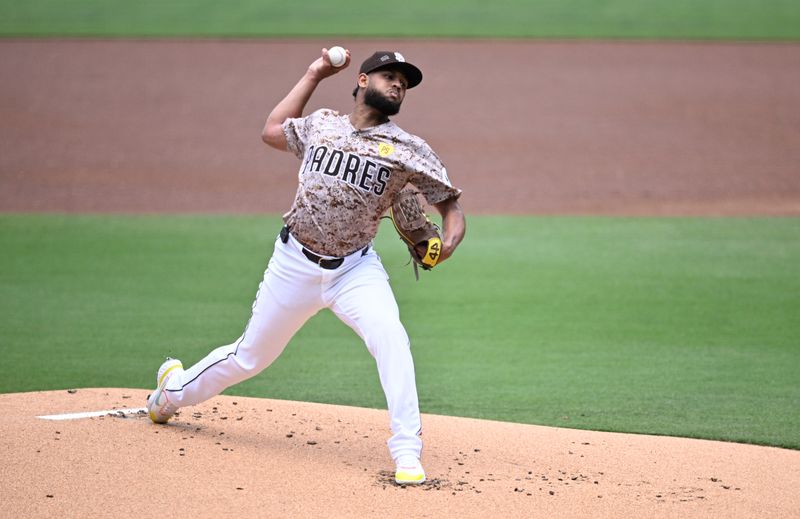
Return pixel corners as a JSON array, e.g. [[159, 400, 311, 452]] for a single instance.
[[1, 388, 797, 518]]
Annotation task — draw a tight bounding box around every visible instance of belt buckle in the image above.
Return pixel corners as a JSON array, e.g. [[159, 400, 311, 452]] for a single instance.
[[301, 245, 346, 269], [321, 257, 344, 269]]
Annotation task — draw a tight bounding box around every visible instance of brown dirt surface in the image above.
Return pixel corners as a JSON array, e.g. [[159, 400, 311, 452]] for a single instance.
[[1, 39, 799, 215], [2, 39, 800, 517], [2, 389, 799, 519]]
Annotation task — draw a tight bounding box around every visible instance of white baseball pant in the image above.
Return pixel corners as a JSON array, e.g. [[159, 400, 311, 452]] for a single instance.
[[163, 230, 423, 461]]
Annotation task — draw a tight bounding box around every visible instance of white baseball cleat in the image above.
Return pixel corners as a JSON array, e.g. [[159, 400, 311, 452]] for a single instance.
[[395, 455, 426, 485], [146, 358, 183, 424]]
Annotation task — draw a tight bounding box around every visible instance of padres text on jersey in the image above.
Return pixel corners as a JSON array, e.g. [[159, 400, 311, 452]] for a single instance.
[[282, 109, 461, 257]]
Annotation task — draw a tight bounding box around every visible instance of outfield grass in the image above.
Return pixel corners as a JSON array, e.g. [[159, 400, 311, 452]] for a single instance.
[[1, 0, 799, 40], [1, 214, 798, 449]]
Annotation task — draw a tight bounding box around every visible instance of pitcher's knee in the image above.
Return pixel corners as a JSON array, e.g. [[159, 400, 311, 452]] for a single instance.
[[229, 352, 270, 379], [363, 321, 410, 356], [229, 335, 284, 374]]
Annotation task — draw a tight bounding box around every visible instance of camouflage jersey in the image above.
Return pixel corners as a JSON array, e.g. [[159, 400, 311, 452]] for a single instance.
[[282, 108, 461, 257]]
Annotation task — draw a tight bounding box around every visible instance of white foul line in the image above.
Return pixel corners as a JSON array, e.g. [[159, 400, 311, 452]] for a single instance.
[[37, 408, 147, 421]]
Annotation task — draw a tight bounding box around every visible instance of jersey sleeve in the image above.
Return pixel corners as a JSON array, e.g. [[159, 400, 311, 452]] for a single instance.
[[282, 109, 327, 159], [281, 116, 309, 159], [407, 142, 462, 205]]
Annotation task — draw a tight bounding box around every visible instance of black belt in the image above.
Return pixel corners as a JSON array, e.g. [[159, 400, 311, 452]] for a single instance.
[[280, 226, 368, 270], [301, 248, 346, 269]]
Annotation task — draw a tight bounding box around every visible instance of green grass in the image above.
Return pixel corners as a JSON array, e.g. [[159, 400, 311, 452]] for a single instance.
[[1, 214, 799, 449], [1, 0, 799, 40]]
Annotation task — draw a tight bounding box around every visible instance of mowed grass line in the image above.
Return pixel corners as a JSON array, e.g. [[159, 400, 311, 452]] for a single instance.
[[0, 214, 798, 449], [1, 0, 799, 40]]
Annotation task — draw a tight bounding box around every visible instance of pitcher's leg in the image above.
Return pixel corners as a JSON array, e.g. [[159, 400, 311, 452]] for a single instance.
[[328, 257, 423, 461], [165, 263, 321, 408]]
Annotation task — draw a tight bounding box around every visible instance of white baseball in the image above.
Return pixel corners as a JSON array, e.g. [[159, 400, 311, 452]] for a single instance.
[[328, 46, 347, 67]]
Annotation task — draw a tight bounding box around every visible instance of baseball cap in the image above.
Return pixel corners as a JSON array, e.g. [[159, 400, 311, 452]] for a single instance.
[[352, 51, 423, 97]]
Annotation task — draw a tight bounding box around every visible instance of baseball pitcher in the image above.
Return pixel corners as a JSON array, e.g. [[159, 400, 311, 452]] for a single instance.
[[146, 48, 466, 485]]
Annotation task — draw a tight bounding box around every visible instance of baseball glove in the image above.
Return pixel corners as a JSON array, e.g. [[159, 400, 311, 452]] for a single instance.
[[388, 189, 442, 277]]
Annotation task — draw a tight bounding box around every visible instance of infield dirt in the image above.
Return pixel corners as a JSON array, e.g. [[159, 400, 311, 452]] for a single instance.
[[1, 40, 799, 518], [1, 39, 799, 215]]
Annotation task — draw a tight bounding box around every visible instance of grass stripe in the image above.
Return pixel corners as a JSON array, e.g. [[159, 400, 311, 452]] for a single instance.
[[1, 214, 798, 448], [1, 0, 799, 40]]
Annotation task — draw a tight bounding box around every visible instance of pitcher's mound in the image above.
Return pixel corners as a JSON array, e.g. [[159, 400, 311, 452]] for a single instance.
[[1, 388, 797, 518]]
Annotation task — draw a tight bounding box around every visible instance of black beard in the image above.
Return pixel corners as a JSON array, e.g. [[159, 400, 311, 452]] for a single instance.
[[363, 86, 401, 116]]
